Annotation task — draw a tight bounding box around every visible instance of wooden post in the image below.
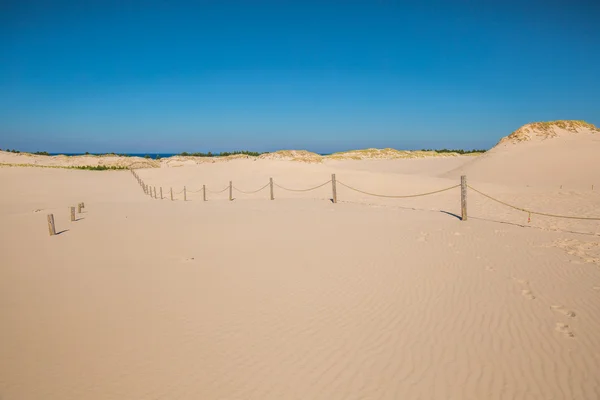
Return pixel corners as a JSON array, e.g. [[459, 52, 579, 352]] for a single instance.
[[80, 202, 85, 209], [203, 185, 206, 201], [153, 187, 157, 199], [70, 207, 76, 221], [77, 203, 82, 213], [331, 174, 337, 204], [184, 186, 187, 201], [270, 177, 274, 200], [47, 214, 56, 236], [160, 187, 163, 200], [461, 175, 467, 221], [170, 187, 173, 201], [229, 181, 233, 201]]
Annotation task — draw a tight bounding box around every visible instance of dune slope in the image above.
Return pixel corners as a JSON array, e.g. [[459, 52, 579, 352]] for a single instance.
[[444, 120, 600, 188]]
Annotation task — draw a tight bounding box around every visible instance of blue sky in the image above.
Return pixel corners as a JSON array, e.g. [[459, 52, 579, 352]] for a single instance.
[[1, 0, 599, 153]]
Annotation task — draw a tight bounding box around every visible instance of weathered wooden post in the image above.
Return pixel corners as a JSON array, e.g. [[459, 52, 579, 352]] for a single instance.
[[77, 203, 82, 213], [70, 207, 76, 221], [81, 202, 85, 209], [170, 187, 173, 201], [153, 187, 157, 199], [331, 174, 337, 204], [270, 177, 274, 200], [461, 175, 467, 221], [184, 186, 187, 201], [160, 187, 163, 200], [229, 181, 233, 201], [203, 185, 206, 201], [47, 214, 56, 236]]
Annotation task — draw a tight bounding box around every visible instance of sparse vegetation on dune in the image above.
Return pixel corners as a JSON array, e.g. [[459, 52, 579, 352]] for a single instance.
[[420, 148, 486, 154], [258, 150, 323, 163], [179, 150, 264, 157], [326, 148, 485, 160], [0, 163, 129, 170], [499, 120, 600, 145]]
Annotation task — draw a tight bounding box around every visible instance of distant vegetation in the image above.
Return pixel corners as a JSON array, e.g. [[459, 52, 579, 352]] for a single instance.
[[71, 165, 128, 171], [179, 150, 265, 157], [2, 149, 21, 153], [421, 148, 486, 154], [34, 151, 51, 156]]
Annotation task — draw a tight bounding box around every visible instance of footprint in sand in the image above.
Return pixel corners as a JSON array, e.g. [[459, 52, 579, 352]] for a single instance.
[[555, 322, 575, 338], [521, 290, 536, 300], [182, 257, 195, 263], [513, 278, 535, 299], [551, 305, 576, 318], [417, 233, 429, 242], [485, 266, 495, 272]]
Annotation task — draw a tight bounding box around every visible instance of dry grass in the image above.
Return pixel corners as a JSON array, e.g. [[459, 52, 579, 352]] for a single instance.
[[326, 148, 461, 160], [499, 120, 599, 145], [258, 150, 324, 163]]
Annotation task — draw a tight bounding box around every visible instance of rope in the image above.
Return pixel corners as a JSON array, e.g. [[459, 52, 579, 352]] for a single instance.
[[337, 181, 461, 198], [274, 180, 331, 192], [468, 185, 600, 221], [207, 186, 230, 194], [187, 188, 204, 193], [234, 182, 270, 194]]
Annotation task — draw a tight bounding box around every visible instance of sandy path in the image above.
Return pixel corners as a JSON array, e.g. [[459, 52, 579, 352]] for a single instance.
[[1, 165, 600, 399]]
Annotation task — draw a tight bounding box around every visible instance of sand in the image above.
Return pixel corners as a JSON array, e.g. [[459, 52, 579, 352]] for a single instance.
[[2, 122, 600, 399]]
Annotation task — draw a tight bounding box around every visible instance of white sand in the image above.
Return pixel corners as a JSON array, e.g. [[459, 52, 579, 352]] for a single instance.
[[1, 126, 600, 399]]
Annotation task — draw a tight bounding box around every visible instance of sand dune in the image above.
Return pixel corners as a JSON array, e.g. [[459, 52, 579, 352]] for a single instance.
[[445, 121, 600, 188], [0, 147, 471, 169], [2, 146, 600, 399]]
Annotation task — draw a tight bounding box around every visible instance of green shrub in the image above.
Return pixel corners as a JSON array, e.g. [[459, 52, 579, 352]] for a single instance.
[[178, 150, 265, 157], [420, 148, 486, 154], [71, 165, 128, 171]]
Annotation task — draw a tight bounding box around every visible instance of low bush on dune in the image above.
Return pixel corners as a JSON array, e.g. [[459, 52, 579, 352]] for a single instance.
[[71, 165, 129, 171], [179, 150, 265, 157], [420, 148, 486, 154]]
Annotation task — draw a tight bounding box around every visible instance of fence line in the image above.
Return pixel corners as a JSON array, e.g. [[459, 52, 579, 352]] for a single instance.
[[274, 180, 331, 192], [234, 182, 270, 194], [206, 186, 230, 194], [337, 181, 460, 198], [468, 185, 600, 221], [129, 169, 600, 224]]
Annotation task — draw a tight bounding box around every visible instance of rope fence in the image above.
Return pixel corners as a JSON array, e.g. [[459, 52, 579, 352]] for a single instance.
[[337, 181, 460, 198], [206, 186, 230, 194], [129, 169, 600, 224], [274, 180, 332, 192], [467, 185, 600, 221], [234, 182, 270, 194]]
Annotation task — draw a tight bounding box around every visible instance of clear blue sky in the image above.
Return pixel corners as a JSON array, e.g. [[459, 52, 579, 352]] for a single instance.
[[1, 0, 599, 153]]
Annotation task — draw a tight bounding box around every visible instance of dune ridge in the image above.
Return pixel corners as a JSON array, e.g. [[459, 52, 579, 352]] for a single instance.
[[498, 120, 599, 145], [0, 147, 472, 168], [445, 120, 600, 187]]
